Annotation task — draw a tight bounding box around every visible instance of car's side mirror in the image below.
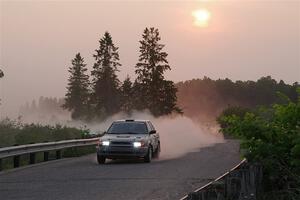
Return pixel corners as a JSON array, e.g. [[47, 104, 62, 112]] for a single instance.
[[149, 130, 156, 134]]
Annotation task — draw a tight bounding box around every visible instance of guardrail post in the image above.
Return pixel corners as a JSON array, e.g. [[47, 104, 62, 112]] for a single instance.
[[29, 153, 35, 164], [14, 155, 20, 168], [44, 152, 49, 162], [56, 150, 61, 159]]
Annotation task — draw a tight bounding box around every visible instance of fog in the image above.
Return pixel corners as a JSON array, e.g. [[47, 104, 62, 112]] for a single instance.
[[1, 1, 299, 117]]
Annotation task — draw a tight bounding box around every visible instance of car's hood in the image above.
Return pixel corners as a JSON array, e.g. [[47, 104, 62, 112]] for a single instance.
[[101, 134, 147, 141]]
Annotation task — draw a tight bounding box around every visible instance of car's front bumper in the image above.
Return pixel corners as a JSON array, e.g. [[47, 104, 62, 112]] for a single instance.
[[97, 145, 148, 159]]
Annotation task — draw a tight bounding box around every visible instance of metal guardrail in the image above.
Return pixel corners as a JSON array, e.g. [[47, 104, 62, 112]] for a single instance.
[[0, 138, 100, 171], [179, 158, 247, 200]]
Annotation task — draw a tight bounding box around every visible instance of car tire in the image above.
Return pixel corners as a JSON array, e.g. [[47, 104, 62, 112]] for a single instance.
[[153, 142, 160, 159], [144, 147, 152, 163], [97, 155, 106, 164]]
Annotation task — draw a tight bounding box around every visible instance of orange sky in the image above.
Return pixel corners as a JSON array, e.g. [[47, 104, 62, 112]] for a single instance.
[[0, 0, 299, 117]]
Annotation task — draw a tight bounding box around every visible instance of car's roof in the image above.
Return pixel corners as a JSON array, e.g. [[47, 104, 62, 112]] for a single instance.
[[114, 119, 150, 123]]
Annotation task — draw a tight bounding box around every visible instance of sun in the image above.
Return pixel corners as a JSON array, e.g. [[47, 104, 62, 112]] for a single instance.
[[192, 9, 211, 27]]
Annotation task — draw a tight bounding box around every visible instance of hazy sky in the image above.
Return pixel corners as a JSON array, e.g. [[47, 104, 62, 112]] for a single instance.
[[0, 0, 299, 117]]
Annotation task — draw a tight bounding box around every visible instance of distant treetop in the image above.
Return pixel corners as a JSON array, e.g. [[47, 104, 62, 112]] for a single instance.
[[0, 69, 4, 78]]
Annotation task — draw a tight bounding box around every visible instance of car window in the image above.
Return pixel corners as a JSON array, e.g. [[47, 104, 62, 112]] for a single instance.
[[107, 122, 148, 134], [148, 122, 155, 131], [146, 122, 152, 132]]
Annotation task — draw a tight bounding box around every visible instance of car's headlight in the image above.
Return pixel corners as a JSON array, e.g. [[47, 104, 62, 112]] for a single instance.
[[133, 141, 145, 148], [102, 141, 110, 146], [133, 142, 141, 148]]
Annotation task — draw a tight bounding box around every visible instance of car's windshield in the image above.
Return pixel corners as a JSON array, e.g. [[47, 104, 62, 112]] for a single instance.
[[107, 122, 148, 134]]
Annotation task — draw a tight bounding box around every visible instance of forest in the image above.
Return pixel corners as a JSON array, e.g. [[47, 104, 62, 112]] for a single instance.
[[177, 76, 299, 122]]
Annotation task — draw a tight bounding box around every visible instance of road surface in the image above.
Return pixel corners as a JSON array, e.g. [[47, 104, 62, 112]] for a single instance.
[[0, 140, 240, 200]]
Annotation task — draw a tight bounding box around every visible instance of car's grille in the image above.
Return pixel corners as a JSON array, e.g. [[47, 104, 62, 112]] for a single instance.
[[106, 151, 134, 154], [110, 141, 132, 146], [101, 146, 135, 154]]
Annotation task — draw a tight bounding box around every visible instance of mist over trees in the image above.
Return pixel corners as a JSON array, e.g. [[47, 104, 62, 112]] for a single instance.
[[63, 28, 180, 121], [19, 75, 299, 125], [13, 28, 297, 123], [19, 97, 68, 123], [176, 76, 299, 122]]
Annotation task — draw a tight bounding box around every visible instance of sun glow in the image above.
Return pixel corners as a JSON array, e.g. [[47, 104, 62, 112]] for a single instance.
[[192, 9, 211, 27]]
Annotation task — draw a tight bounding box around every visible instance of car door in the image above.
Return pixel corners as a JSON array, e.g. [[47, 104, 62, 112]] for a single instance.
[[146, 122, 156, 150], [148, 122, 159, 150]]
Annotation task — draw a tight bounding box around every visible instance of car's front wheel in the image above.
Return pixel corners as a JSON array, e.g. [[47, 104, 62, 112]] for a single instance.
[[97, 155, 106, 164], [153, 142, 160, 159], [144, 147, 152, 163]]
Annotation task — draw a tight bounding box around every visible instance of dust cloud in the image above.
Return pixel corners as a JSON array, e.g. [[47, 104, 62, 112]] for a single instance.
[[14, 109, 224, 160], [152, 116, 223, 159], [85, 111, 224, 160]]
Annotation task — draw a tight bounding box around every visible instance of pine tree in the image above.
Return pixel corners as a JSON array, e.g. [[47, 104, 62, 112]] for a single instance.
[[63, 53, 90, 120], [131, 80, 146, 111], [91, 32, 121, 119], [120, 76, 133, 114], [30, 100, 37, 114], [0, 68, 3, 106], [135, 27, 181, 116]]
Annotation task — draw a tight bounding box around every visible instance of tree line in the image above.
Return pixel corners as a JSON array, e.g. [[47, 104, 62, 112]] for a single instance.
[[63, 27, 181, 121], [176, 76, 299, 121], [0, 68, 3, 106], [17, 75, 298, 124], [20, 97, 66, 115]]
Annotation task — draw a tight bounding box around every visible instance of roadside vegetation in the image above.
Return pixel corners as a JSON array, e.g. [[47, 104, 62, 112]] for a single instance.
[[0, 118, 96, 170], [0, 118, 91, 148], [217, 89, 300, 199]]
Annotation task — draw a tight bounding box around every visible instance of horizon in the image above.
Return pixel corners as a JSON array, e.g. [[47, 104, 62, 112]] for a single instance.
[[1, 0, 299, 117]]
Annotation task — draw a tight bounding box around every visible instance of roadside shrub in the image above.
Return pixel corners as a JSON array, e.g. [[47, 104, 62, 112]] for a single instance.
[[217, 89, 300, 199], [0, 118, 21, 147], [217, 106, 251, 134], [0, 119, 90, 147]]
